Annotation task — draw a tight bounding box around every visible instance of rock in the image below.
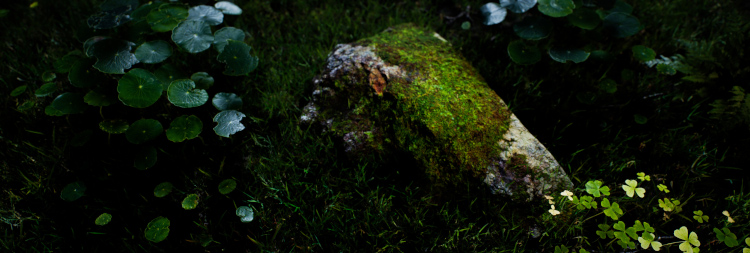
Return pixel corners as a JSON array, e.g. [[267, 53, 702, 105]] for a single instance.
[[300, 23, 573, 201]]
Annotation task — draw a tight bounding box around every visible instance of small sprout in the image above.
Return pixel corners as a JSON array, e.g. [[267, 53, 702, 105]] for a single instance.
[[480, 2, 507, 26], [144, 216, 170, 243], [657, 184, 670, 193], [638, 232, 662, 251], [60, 181, 86, 202], [95, 213, 112, 226], [153, 182, 173, 198], [182, 194, 199, 210], [561, 190, 574, 201], [722, 211, 735, 223], [544, 195, 555, 204], [549, 205, 560, 216], [236, 206, 254, 223], [622, 179, 645, 198], [674, 226, 700, 253], [585, 180, 610, 197], [693, 210, 709, 223], [714, 227, 739, 247]]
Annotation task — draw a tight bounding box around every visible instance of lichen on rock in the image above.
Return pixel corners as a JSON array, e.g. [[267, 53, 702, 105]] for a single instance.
[[301, 23, 573, 201]]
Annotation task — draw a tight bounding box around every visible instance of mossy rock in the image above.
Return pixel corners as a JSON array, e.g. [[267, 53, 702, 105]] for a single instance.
[[300, 23, 573, 201]]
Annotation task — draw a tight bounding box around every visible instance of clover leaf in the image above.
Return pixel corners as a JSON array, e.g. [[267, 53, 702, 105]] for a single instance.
[[636, 172, 651, 181], [182, 194, 199, 210], [60, 181, 86, 201], [147, 3, 188, 32], [538, 0, 575, 17], [596, 224, 614, 239], [213, 27, 245, 53], [99, 119, 129, 134], [693, 210, 709, 223], [51, 92, 87, 115], [236, 206, 254, 223], [499, 0, 537, 13], [513, 16, 552, 40], [144, 216, 170, 243], [213, 110, 246, 137], [633, 220, 655, 233], [217, 40, 258, 76], [212, 92, 243, 111], [507, 40, 541, 65], [658, 198, 680, 212], [166, 115, 203, 142], [601, 198, 623, 220], [622, 179, 645, 198], [134, 146, 157, 170], [187, 5, 223, 26], [578, 195, 597, 209], [714, 227, 739, 247], [167, 79, 209, 108], [480, 3, 507, 26], [153, 182, 173, 198], [549, 47, 590, 63], [125, 119, 163, 144], [118, 68, 162, 108], [585, 180, 610, 197], [638, 232, 662, 251], [674, 226, 700, 253], [215, 1, 242, 15], [218, 179, 237, 194], [554, 245, 569, 253], [172, 20, 214, 54], [95, 212, 112, 226], [657, 184, 670, 193], [135, 40, 172, 64]]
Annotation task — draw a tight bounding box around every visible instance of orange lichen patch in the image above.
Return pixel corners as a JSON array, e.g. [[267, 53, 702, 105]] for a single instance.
[[365, 65, 386, 96]]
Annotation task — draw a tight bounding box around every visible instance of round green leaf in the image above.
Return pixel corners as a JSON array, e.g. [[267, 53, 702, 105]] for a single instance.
[[215, 1, 242, 15], [99, 119, 129, 134], [145, 216, 170, 243], [218, 179, 237, 195], [567, 7, 600, 30], [166, 115, 203, 142], [549, 47, 591, 63], [117, 68, 162, 108], [632, 45, 656, 62], [87, 4, 134, 29], [167, 79, 208, 108], [41, 71, 57, 82], [461, 21, 471, 30], [538, 0, 575, 17], [135, 40, 172, 64], [599, 79, 617, 93], [217, 40, 258, 76], [54, 51, 84, 73], [71, 130, 93, 147], [131, 1, 158, 20], [68, 59, 107, 88], [147, 4, 188, 32], [171, 20, 214, 54], [17, 101, 35, 111], [507, 40, 541, 65], [602, 12, 641, 38], [61, 181, 86, 202], [35, 83, 57, 97], [191, 72, 214, 89], [45, 105, 65, 116], [213, 27, 245, 53], [513, 16, 552, 40], [154, 182, 173, 198], [51, 92, 87, 115], [609, 0, 633, 14], [134, 146, 157, 170], [125, 119, 163, 144], [589, 50, 614, 62], [84, 87, 117, 107], [212, 92, 243, 111], [500, 0, 537, 13], [87, 38, 139, 74], [182, 194, 199, 210], [11, 85, 26, 97], [187, 5, 223, 26], [634, 114, 648, 124], [657, 64, 676, 75], [480, 2, 507, 26], [236, 206, 254, 223], [213, 110, 246, 137], [95, 213, 112, 226], [155, 64, 187, 91]]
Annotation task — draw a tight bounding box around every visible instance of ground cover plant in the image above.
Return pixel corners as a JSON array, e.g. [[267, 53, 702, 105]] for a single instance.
[[1, 0, 749, 252]]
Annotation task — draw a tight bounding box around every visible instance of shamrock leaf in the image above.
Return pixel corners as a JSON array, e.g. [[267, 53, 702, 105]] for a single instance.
[[637, 172, 651, 181], [585, 180, 610, 197], [596, 224, 614, 239], [714, 227, 739, 247], [659, 198, 677, 212], [601, 198, 623, 220], [561, 190, 574, 201], [638, 232, 663, 251], [693, 210, 709, 223], [674, 226, 700, 253], [554, 245, 569, 253], [622, 179, 646, 198], [657, 184, 670, 193], [578, 195, 597, 210]]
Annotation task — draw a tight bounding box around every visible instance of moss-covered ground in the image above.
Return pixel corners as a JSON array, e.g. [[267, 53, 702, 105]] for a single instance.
[[1, 0, 749, 252]]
